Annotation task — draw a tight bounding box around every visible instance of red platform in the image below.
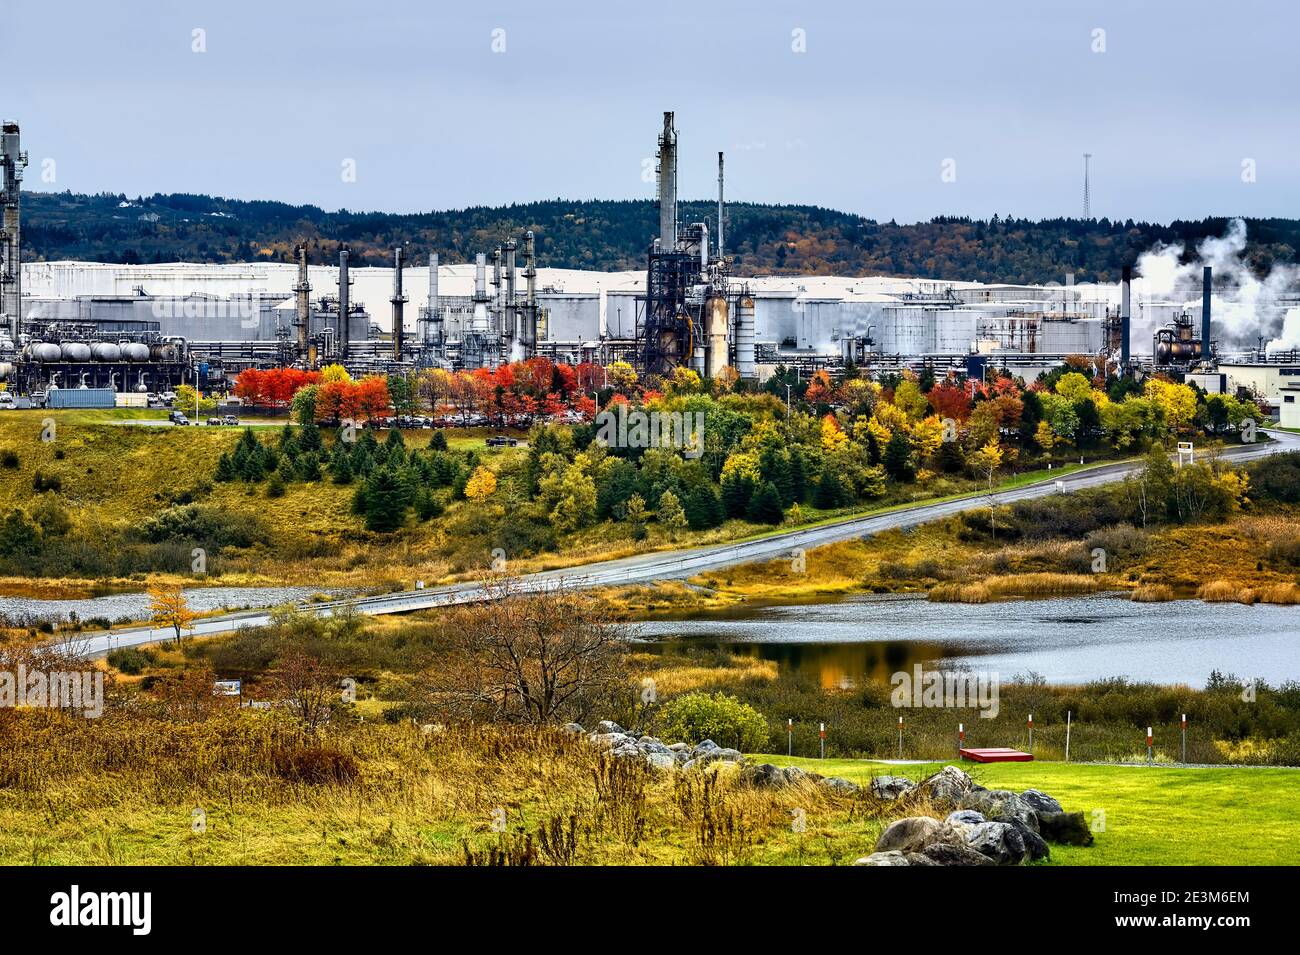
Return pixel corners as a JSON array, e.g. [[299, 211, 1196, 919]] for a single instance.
[[959, 747, 1033, 763]]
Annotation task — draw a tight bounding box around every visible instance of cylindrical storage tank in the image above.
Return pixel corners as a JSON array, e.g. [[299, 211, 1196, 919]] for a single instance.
[[31, 342, 63, 363], [735, 296, 756, 378], [149, 342, 178, 362], [60, 341, 92, 362], [0, 362, 12, 381], [91, 342, 122, 362], [705, 296, 729, 378], [122, 342, 151, 362]]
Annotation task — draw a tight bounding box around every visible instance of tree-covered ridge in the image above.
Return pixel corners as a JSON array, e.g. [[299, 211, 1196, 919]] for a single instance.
[[20, 189, 1300, 284]]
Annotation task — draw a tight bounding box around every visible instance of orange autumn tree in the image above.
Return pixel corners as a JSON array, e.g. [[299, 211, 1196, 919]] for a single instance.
[[148, 583, 195, 646]]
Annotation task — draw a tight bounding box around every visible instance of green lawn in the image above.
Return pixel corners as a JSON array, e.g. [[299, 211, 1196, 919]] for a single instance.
[[761, 756, 1300, 865]]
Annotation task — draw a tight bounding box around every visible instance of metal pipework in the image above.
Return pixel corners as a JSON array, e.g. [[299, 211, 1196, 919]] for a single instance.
[[474, 253, 487, 300], [1, 121, 28, 341], [426, 252, 440, 345], [657, 111, 678, 252], [390, 246, 407, 361], [337, 246, 352, 359], [293, 244, 311, 357], [524, 231, 537, 307], [505, 238, 518, 346]]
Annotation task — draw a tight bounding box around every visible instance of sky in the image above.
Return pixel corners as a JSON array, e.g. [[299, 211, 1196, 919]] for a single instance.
[[5, 0, 1297, 223]]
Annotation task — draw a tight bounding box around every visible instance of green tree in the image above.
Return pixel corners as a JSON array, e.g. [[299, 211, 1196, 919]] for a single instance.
[[882, 430, 915, 482], [361, 466, 409, 532], [746, 481, 785, 524], [657, 489, 688, 538]]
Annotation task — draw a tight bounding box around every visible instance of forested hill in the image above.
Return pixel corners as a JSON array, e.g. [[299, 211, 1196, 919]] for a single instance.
[[20, 189, 1300, 284]]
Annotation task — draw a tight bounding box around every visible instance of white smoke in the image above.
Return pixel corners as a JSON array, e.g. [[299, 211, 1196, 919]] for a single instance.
[[1135, 218, 1300, 354]]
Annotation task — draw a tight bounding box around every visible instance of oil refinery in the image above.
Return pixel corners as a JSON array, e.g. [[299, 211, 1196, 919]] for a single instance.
[[4, 114, 1299, 408]]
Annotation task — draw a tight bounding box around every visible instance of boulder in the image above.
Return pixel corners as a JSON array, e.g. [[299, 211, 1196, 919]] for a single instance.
[[875, 816, 964, 854], [822, 777, 860, 795], [916, 765, 974, 804], [691, 739, 720, 757], [695, 747, 744, 765], [994, 815, 1050, 861], [870, 776, 916, 801], [1038, 810, 1094, 846], [960, 789, 1039, 832], [594, 720, 627, 736], [587, 732, 634, 750], [667, 742, 691, 753], [782, 766, 809, 785], [1019, 789, 1063, 815], [562, 722, 585, 734], [965, 821, 1029, 865], [636, 739, 672, 756], [853, 851, 913, 866], [740, 763, 789, 788], [644, 751, 676, 772], [945, 809, 986, 826], [920, 842, 997, 866]]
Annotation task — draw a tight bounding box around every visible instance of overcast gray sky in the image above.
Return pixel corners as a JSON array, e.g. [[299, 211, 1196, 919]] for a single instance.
[[5, 0, 1295, 222]]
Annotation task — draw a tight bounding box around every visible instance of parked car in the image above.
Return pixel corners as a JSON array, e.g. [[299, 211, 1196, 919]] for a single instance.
[[222, 414, 239, 426], [206, 416, 222, 426], [0, 393, 15, 410], [168, 411, 190, 425], [485, 435, 518, 447]]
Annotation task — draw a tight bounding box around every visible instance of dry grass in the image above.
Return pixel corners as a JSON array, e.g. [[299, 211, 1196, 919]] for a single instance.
[[927, 582, 991, 603], [1255, 582, 1300, 605], [1196, 579, 1258, 604], [1131, 583, 1175, 602], [929, 573, 1097, 603]]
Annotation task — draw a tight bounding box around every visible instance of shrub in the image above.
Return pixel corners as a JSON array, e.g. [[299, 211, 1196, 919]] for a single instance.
[[656, 692, 768, 752], [32, 471, 62, 493], [107, 646, 158, 675], [0, 449, 19, 468], [271, 745, 360, 785], [1131, 583, 1175, 602]]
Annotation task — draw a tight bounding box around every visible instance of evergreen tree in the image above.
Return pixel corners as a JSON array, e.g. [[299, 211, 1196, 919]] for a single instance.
[[684, 485, 725, 530], [214, 453, 235, 482], [788, 448, 809, 504], [414, 487, 444, 521], [429, 429, 449, 452], [883, 431, 916, 482], [360, 466, 409, 532], [657, 490, 688, 538], [746, 481, 785, 525], [266, 472, 286, 498], [298, 421, 323, 453], [720, 472, 755, 518], [759, 447, 794, 506], [297, 451, 322, 482], [814, 471, 846, 509]]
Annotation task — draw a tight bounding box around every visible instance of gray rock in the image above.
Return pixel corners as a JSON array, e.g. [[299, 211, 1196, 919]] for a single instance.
[[960, 789, 1039, 832], [782, 766, 809, 785], [594, 720, 626, 735], [822, 777, 860, 795], [920, 842, 997, 866], [610, 743, 641, 759], [691, 739, 720, 756], [667, 742, 691, 753], [965, 821, 1029, 865], [644, 752, 676, 771], [945, 809, 986, 826], [1019, 789, 1063, 815], [870, 776, 916, 801], [853, 851, 914, 866], [637, 739, 672, 756], [994, 815, 1050, 861], [587, 732, 634, 750], [740, 763, 789, 788], [562, 722, 585, 734], [696, 747, 744, 765], [875, 816, 964, 854], [916, 765, 974, 804], [1038, 810, 1094, 846]]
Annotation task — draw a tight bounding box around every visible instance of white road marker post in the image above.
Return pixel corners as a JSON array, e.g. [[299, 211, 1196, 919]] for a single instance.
[[1027, 713, 1033, 755], [788, 718, 793, 757], [819, 722, 826, 760], [1146, 726, 1153, 763], [897, 715, 904, 759], [1181, 713, 1187, 763], [1065, 710, 1072, 762], [958, 722, 965, 759]]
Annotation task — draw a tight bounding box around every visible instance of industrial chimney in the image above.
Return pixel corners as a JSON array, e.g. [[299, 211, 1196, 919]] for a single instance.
[[657, 112, 678, 252], [1, 121, 27, 342], [391, 246, 407, 361], [1120, 264, 1131, 370], [1201, 265, 1213, 365], [426, 252, 439, 346], [717, 151, 725, 262], [293, 245, 311, 358], [337, 247, 352, 359]]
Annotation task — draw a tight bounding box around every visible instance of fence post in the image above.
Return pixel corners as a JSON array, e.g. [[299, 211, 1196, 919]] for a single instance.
[[1065, 710, 1072, 763], [897, 715, 904, 759], [958, 722, 965, 759], [1181, 713, 1187, 763], [1027, 713, 1034, 755], [787, 718, 793, 757], [819, 722, 825, 760], [1146, 726, 1153, 763]]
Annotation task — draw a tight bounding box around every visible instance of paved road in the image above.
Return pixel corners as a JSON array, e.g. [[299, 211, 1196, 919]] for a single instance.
[[80, 431, 1299, 656]]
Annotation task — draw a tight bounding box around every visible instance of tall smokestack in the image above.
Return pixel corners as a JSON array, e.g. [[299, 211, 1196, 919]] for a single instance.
[[1, 121, 27, 342], [657, 111, 678, 252], [391, 246, 407, 361], [505, 238, 517, 348], [523, 231, 537, 352], [1202, 265, 1212, 364], [337, 246, 352, 359], [474, 253, 487, 300], [1121, 264, 1131, 369], [717, 151, 725, 262], [426, 252, 439, 345], [293, 245, 311, 357]]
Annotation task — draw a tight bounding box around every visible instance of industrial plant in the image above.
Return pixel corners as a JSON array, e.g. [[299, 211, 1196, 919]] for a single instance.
[[4, 113, 1300, 410]]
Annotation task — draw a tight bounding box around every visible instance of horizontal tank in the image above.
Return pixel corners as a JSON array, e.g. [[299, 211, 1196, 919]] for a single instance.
[[26, 342, 63, 363], [121, 342, 151, 362], [0, 362, 12, 381], [91, 341, 122, 361], [150, 342, 178, 362], [60, 341, 92, 362]]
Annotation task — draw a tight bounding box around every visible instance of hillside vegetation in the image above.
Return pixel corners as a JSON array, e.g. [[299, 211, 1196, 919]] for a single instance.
[[22, 189, 1300, 283]]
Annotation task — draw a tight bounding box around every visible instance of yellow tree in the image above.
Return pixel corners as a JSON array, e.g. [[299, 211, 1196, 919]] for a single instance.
[[607, 361, 638, 394], [148, 583, 195, 646], [465, 466, 498, 500], [969, 438, 1004, 538], [1035, 420, 1057, 459], [320, 363, 352, 385]]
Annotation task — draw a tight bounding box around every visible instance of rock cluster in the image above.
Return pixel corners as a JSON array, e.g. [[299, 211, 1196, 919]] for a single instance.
[[852, 765, 1093, 867], [568, 720, 745, 771]]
